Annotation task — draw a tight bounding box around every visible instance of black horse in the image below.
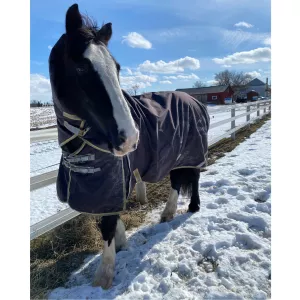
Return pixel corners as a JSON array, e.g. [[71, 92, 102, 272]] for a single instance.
[[49, 4, 209, 289]]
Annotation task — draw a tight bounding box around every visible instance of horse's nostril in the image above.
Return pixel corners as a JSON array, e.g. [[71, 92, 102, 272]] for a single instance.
[[119, 135, 126, 144]]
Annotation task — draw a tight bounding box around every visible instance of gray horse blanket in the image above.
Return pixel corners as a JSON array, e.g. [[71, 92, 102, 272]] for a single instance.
[[52, 90, 209, 215]]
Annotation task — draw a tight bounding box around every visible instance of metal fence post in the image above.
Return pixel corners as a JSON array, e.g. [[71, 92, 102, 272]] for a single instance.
[[257, 102, 260, 117], [264, 103, 266, 115], [247, 104, 250, 128], [231, 107, 236, 140]]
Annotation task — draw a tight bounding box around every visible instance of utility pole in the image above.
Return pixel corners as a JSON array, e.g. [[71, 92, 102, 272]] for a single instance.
[[265, 77, 269, 98]]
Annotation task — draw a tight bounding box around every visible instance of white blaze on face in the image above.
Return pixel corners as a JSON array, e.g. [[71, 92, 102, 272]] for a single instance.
[[83, 43, 138, 153]]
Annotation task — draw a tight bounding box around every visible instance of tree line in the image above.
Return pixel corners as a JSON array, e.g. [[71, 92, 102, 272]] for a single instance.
[[30, 100, 53, 107], [192, 70, 257, 101]]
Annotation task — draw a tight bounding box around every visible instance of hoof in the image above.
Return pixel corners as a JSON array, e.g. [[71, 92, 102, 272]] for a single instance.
[[115, 241, 128, 253], [188, 204, 200, 213], [93, 263, 114, 290], [160, 213, 175, 223]]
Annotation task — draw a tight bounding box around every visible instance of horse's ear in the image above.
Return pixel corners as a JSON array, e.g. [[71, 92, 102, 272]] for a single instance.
[[97, 23, 112, 46], [65, 4, 83, 35]]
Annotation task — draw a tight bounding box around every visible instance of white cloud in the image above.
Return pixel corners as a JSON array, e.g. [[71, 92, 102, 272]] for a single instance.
[[124, 67, 133, 75], [221, 64, 232, 68], [206, 79, 218, 86], [31, 60, 44, 66], [159, 80, 172, 84], [120, 73, 157, 89], [212, 47, 271, 65], [48, 45, 53, 50], [263, 37, 271, 45], [234, 22, 254, 28], [163, 75, 177, 80], [246, 71, 262, 78], [122, 32, 152, 49], [138, 56, 200, 74], [30, 74, 52, 103], [220, 29, 270, 50], [163, 73, 199, 80]]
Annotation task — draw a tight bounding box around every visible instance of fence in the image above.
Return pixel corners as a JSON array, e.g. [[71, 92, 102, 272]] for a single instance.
[[30, 100, 271, 240]]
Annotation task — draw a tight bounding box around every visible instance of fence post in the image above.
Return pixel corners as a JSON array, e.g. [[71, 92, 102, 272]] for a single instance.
[[264, 103, 266, 115], [231, 107, 236, 140], [257, 102, 260, 117], [247, 104, 250, 128]]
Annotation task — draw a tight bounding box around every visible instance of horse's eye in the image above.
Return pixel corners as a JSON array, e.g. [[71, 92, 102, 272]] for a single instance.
[[76, 63, 89, 75], [76, 67, 87, 74]]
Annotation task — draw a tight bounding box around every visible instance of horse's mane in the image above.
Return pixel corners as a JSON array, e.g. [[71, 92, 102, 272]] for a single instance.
[[80, 14, 106, 39]]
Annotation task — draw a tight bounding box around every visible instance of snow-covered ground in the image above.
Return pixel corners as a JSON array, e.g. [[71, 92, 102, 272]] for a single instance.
[[30, 105, 268, 225], [30, 107, 56, 129], [48, 120, 271, 300]]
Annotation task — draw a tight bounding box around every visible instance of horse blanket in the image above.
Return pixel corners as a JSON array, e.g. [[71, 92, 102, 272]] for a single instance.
[[49, 38, 210, 216]]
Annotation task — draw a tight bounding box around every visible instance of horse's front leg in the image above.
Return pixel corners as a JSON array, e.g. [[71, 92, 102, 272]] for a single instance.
[[136, 181, 148, 204], [93, 215, 126, 289]]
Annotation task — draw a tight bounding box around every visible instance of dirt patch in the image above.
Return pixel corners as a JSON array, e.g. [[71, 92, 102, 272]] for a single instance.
[[30, 113, 270, 299]]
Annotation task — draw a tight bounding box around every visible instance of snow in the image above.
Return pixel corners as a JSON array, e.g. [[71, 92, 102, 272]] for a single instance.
[[30, 106, 268, 225], [30, 107, 56, 129], [47, 120, 271, 300]]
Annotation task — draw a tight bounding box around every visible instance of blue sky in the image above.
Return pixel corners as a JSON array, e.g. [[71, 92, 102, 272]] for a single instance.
[[30, 0, 271, 102]]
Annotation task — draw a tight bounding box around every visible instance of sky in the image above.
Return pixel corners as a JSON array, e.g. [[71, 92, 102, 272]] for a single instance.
[[30, 0, 271, 103]]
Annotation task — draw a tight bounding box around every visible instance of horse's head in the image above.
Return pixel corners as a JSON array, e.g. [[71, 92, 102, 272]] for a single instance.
[[56, 4, 139, 157]]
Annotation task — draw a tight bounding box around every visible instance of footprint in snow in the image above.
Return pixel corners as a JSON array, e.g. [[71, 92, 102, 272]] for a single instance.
[[207, 170, 218, 175], [233, 233, 262, 250], [206, 203, 219, 209], [200, 181, 215, 188], [216, 179, 232, 187], [236, 194, 246, 200], [215, 197, 228, 205], [227, 187, 239, 196], [219, 162, 234, 167], [227, 212, 268, 233], [253, 191, 270, 203], [238, 169, 256, 176]]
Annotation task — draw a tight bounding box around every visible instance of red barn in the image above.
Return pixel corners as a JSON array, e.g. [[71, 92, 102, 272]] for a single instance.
[[247, 90, 259, 101], [176, 85, 234, 105]]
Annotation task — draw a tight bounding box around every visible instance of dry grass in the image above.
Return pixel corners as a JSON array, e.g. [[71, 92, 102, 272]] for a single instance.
[[30, 113, 270, 299]]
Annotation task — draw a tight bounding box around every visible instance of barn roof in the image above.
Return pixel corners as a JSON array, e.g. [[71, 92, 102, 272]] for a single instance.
[[248, 78, 265, 86], [176, 85, 229, 95]]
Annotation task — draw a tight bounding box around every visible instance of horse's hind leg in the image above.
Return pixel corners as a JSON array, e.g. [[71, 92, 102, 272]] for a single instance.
[[93, 215, 119, 289], [115, 218, 127, 251], [187, 169, 201, 213], [160, 168, 200, 222], [160, 170, 181, 222]]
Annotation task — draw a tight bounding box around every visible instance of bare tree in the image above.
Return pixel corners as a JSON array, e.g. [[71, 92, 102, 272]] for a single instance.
[[214, 70, 253, 86], [193, 81, 207, 88], [214, 70, 254, 102], [127, 84, 140, 96]]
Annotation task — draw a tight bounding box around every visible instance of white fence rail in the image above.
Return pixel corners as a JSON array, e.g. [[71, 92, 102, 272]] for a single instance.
[[30, 100, 271, 240]]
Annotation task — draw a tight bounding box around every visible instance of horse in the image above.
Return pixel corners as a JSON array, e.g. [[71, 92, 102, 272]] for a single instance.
[[49, 3, 210, 289]]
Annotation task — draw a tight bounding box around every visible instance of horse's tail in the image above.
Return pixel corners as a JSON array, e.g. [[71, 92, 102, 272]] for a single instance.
[[180, 181, 193, 198], [170, 168, 200, 197]]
